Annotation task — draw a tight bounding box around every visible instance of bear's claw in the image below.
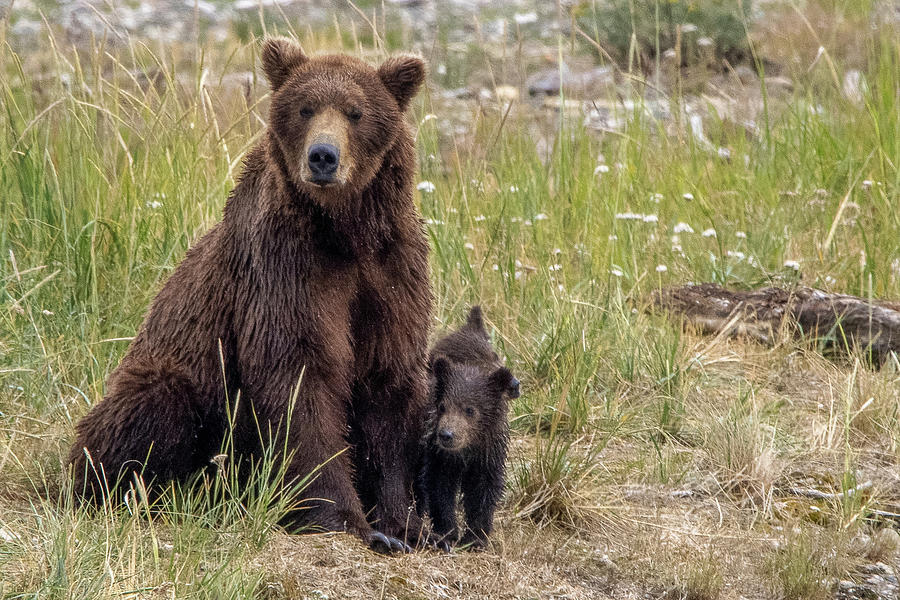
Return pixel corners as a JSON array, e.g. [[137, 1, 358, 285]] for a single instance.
[[368, 530, 412, 554]]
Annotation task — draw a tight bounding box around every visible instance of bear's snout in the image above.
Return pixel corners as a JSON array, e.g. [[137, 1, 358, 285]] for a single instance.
[[308, 143, 340, 182]]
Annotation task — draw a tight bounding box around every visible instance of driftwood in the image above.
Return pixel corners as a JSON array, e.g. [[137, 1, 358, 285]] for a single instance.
[[784, 481, 873, 501], [649, 283, 900, 364]]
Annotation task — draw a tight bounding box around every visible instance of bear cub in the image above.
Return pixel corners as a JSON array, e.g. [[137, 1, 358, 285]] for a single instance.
[[418, 306, 520, 550]]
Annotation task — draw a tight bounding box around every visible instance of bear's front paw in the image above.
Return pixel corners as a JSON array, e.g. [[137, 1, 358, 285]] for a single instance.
[[366, 530, 412, 554]]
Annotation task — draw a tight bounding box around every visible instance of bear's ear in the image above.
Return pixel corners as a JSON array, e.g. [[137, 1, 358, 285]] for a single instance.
[[378, 55, 425, 111], [261, 37, 308, 92], [465, 305, 485, 333], [487, 367, 515, 396]]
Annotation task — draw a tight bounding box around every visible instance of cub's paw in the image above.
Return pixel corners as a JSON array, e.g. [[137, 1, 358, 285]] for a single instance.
[[457, 532, 488, 551]]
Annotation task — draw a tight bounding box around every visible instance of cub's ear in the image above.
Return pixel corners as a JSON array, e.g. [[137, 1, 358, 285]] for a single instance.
[[488, 367, 515, 396], [378, 55, 425, 111], [465, 305, 485, 333], [261, 37, 308, 92], [431, 355, 452, 381]]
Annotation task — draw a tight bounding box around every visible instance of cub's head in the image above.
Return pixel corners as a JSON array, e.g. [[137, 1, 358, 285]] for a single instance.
[[261, 37, 425, 203], [429, 306, 520, 400], [428, 357, 514, 455]]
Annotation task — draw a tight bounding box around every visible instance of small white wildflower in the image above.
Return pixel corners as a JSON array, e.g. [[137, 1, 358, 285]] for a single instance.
[[464, 242, 475, 251], [534, 213, 549, 221], [448, 208, 458, 214], [436, 63, 447, 76], [515, 259, 523, 268], [642, 214, 658, 223], [474, 215, 486, 222], [608, 234, 618, 241], [862, 179, 873, 190], [510, 217, 522, 223], [610, 268, 624, 277], [509, 185, 519, 193], [702, 228, 717, 238], [548, 264, 562, 272], [673, 222, 694, 234], [783, 259, 800, 270], [514, 271, 523, 280], [656, 264, 668, 273], [146, 200, 163, 209], [492, 264, 499, 271], [417, 181, 436, 193], [615, 212, 643, 220], [671, 235, 681, 244], [594, 164, 610, 175], [651, 193, 664, 203], [726, 250, 745, 260], [524, 220, 532, 226], [672, 244, 683, 252], [682, 192, 694, 201], [824, 275, 836, 285], [42, 309, 53, 316], [614, 162, 625, 170], [557, 284, 565, 292], [424, 218, 444, 225], [735, 231, 747, 239], [514, 11, 538, 25]]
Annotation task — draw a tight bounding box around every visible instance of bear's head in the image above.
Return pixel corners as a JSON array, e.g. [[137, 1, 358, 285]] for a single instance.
[[261, 37, 425, 205], [429, 306, 520, 400], [428, 356, 514, 455]]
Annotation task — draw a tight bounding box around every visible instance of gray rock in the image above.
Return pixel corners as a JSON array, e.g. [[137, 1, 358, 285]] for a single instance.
[[527, 63, 614, 98]]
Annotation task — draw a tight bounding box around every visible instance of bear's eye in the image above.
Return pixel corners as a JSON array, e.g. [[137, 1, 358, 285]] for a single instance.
[[300, 107, 314, 118], [465, 407, 475, 417], [347, 108, 362, 122]]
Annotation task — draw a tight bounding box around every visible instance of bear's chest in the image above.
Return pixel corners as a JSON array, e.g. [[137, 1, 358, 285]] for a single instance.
[[348, 249, 423, 372]]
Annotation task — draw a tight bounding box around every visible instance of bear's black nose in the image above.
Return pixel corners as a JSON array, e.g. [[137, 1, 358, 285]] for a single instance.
[[308, 143, 340, 179], [508, 378, 521, 399], [438, 429, 454, 445]]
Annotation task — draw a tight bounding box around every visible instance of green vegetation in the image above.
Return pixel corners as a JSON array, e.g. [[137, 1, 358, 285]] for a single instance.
[[0, 1, 898, 596], [576, 0, 753, 65]]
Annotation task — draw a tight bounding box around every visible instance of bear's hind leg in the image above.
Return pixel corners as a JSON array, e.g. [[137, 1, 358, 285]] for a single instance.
[[69, 360, 222, 504]]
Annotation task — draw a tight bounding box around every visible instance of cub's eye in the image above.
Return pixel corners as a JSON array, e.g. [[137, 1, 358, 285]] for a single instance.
[[348, 108, 362, 122], [465, 407, 475, 417], [438, 403, 446, 414], [300, 107, 314, 118]]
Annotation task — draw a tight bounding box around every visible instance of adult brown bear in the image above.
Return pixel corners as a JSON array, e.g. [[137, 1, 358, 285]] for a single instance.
[[68, 37, 432, 553]]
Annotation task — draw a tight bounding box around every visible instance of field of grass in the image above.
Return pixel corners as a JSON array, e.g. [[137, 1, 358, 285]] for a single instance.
[[1, 1, 899, 597]]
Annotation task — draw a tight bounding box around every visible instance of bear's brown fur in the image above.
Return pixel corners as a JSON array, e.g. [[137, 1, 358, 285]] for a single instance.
[[69, 37, 432, 553], [417, 307, 519, 550]]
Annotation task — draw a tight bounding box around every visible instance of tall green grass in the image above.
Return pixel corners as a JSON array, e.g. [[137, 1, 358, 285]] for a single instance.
[[0, 6, 898, 596]]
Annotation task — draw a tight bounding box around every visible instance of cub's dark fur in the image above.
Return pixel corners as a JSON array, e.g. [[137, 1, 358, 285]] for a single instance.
[[418, 307, 520, 549]]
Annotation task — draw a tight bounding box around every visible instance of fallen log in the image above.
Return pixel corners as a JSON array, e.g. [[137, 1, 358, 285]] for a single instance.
[[649, 283, 900, 364]]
